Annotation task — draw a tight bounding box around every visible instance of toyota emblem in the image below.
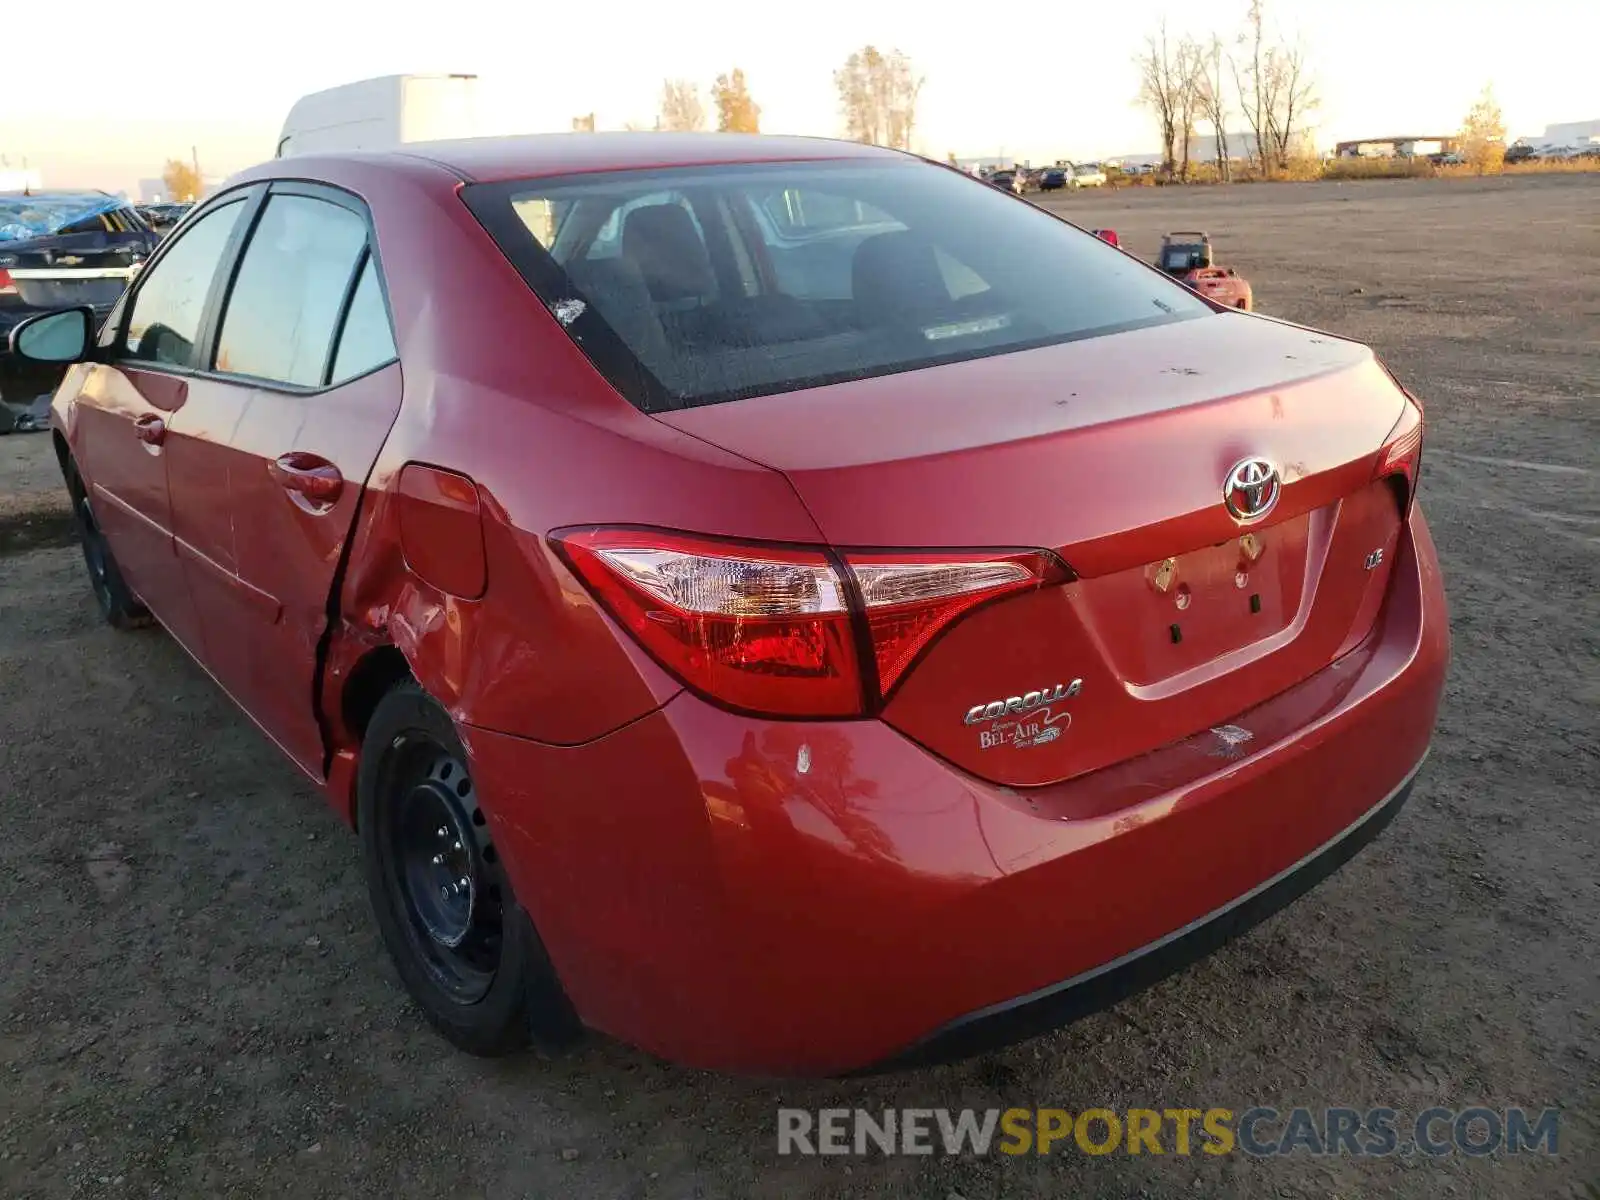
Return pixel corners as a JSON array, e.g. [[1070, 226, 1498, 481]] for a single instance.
[[1223, 457, 1282, 522]]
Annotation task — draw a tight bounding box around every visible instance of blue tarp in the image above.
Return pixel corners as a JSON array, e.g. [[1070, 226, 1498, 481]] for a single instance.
[[0, 193, 124, 242]]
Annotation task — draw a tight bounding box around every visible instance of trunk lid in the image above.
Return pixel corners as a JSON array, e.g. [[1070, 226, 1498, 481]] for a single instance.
[[1, 202, 151, 313], [654, 314, 1410, 786]]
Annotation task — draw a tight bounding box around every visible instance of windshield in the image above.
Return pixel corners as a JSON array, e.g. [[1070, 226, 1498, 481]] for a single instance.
[[0, 194, 131, 242], [464, 159, 1210, 410]]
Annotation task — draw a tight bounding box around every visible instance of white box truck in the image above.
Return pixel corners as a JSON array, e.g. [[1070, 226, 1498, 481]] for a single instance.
[[276, 74, 482, 157]]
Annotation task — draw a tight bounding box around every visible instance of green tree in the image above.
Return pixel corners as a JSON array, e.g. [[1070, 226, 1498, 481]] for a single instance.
[[711, 69, 760, 133]]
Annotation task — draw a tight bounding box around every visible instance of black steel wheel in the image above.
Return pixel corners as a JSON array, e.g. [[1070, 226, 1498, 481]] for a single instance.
[[384, 737, 501, 1004], [358, 681, 580, 1057], [64, 461, 150, 630]]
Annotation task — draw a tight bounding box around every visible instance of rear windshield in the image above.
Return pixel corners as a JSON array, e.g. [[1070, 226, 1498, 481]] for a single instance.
[[1162, 245, 1207, 271], [463, 159, 1210, 411], [0, 194, 145, 242]]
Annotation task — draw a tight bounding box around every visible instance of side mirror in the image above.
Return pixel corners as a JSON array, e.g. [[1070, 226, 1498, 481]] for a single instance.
[[9, 306, 94, 364], [1093, 229, 1120, 248]]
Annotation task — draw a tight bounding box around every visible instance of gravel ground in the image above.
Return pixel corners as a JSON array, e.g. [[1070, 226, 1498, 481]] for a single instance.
[[0, 174, 1596, 1199]]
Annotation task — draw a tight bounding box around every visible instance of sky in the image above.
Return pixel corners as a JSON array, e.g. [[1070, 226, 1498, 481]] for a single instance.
[[3, 0, 1596, 193]]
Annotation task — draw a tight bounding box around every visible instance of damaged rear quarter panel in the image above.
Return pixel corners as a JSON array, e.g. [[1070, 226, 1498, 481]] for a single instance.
[[327, 384, 825, 748], [281, 159, 827, 828], [311, 166, 823, 755]]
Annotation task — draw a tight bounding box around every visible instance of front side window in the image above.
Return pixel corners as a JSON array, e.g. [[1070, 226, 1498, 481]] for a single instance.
[[123, 198, 245, 367], [466, 159, 1210, 411], [214, 194, 368, 386]]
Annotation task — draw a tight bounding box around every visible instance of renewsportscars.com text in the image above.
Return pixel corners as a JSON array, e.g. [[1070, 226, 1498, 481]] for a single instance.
[[777, 1106, 1561, 1158]]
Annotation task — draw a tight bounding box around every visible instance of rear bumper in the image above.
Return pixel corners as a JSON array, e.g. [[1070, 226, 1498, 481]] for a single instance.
[[866, 760, 1420, 1072], [463, 509, 1449, 1075]]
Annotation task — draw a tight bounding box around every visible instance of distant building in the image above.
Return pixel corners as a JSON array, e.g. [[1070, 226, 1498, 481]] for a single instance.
[[1532, 118, 1600, 148], [954, 156, 1023, 173], [1333, 135, 1456, 158], [140, 173, 228, 203], [0, 167, 44, 192], [1110, 130, 1316, 169]]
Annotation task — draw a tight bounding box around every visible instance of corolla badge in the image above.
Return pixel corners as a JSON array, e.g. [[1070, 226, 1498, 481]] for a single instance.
[[964, 679, 1082, 726], [1223, 456, 1282, 522]]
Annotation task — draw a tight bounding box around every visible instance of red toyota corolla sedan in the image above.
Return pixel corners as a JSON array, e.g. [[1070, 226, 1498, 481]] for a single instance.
[[11, 134, 1448, 1075]]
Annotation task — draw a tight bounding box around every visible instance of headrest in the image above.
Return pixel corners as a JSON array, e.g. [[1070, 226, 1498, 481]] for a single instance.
[[621, 204, 714, 302], [850, 230, 949, 316]]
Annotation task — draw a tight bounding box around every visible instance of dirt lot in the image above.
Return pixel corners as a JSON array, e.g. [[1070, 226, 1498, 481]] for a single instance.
[[1, 174, 1596, 1199]]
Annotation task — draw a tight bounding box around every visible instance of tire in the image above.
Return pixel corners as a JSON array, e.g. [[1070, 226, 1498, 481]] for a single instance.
[[64, 461, 151, 630], [357, 680, 581, 1057]]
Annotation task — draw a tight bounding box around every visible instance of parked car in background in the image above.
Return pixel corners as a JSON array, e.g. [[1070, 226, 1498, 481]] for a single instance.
[[138, 203, 193, 234], [1, 192, 155, 402], [1038, 168, 1071, 191], [1503, 143, 1536, 164], [1073, 163, 1108, 187], [987, 169, 1025, 194], [13, 133, 1443, 1075]]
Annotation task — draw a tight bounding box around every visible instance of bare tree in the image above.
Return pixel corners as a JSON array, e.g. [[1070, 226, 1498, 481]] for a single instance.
[[1231, 0, 1269, 172], [1232, 1, 1319, 172], [1135, 21, 1182, 175], [1173, 38, 1204, 180], [1264, 39, 1318, 166], [834, 46, 924, 151], [1196, 36, 1231, 179], [1459, 83, 1507, 175], [659, 80, 705, 132], [711, 69, 761, 133]]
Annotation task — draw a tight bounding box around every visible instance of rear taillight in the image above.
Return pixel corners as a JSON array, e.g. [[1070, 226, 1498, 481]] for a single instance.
[[1374, 391, 1424, 516], [555, 530, 862, 718], [847, 551, 1061, 694], [554, 528, 1068, 718], [0, 268, 16, 295]]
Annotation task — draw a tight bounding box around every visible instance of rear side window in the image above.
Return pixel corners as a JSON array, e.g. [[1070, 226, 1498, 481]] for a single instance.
[[330, 256, 396, 382], [124, 199, 245, 367], [464, 159, 1211, 411], [759, 187, 895, 237], [214, 195, 368, 385]]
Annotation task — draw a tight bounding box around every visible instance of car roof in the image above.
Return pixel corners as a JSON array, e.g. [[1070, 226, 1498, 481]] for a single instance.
[[268, 132, 910, 185]]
